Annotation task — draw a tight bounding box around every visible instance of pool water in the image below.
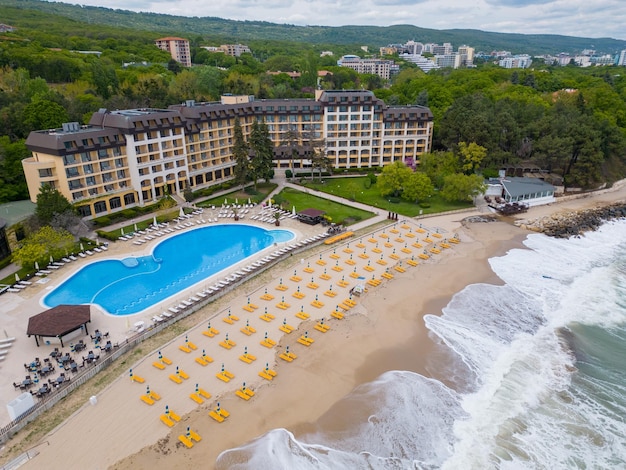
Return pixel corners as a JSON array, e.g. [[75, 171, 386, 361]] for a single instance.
[[43, 224, 294, 315]]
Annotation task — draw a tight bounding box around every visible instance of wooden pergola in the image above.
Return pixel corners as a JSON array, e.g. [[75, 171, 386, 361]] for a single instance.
[[27, 305, 91, 347]]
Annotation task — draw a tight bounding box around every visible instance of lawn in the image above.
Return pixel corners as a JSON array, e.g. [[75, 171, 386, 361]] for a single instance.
[[272, 187, 374, 226], [301, 177, 473, 216], [197, 182, 277, 208]]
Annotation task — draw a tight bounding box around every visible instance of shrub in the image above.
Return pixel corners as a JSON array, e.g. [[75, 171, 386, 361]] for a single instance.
[[285, 169, 293, 179]]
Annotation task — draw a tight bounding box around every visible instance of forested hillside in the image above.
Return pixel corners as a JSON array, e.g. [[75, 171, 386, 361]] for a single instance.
[[1, 3, 626, 204], [1, 0, 625, 54]]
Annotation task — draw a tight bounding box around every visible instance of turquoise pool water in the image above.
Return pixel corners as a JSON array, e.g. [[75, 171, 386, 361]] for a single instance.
[[43, 224, 294, 316]]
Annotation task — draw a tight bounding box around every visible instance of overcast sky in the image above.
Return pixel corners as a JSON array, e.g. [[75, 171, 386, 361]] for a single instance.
[[74, 0, 625, 40]]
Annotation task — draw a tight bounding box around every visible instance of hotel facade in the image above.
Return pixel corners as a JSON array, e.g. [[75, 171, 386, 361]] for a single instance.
[[23, 90, 433, 218]]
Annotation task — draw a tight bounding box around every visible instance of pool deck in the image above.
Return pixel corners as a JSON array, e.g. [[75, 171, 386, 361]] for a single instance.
[[0, 207, 336, 428]]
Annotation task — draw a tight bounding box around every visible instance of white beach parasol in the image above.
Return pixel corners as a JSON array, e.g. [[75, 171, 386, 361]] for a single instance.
[[153, 215, 158, 227], [134, 223, 138, 232], [80, 243, 85, 252], [50, 255, 54, 264], [15, 273, 20, 282], [35, 261, 39, 271], [292, 206, 296, 215], [121, 227, 125, 236], [179, 207, 185, 218]]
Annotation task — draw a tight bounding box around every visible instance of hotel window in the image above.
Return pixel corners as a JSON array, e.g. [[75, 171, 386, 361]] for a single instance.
[[80, 152, 91, 162], [124, 193, 136, 205], [84, 164, 94, 174], [86, 176, 96, 186], [63, 154, 77, 165], [38, 169, 53, 178], [94, 201, 107, 214], [72, 191, 84, 200], [98, 149, 108, 158], [110, 197, 122, 209]]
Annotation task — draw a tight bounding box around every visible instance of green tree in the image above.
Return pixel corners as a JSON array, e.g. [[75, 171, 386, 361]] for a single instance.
[[232, 117, 249, 186], [419, 151, 460, 189], [35, 184, 74, 225], [458, 141, 487, 174], [401, 172, 434, 203], [12, 225, 74, 269], [0, 137, 30, 202], [377, 161, 413, 197], [249, 120, 274, 186], [441, 173, 486, 202], [22, 98, 69, 132]]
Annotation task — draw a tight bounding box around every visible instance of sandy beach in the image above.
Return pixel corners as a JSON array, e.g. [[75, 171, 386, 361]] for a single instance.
[[4, 180, 626, 470]]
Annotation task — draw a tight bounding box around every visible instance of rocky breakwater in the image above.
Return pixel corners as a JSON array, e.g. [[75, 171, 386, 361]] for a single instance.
[[515, 203, 626, 238]]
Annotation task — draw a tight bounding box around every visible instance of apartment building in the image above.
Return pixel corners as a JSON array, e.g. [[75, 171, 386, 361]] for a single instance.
[[337, 56, 399, 80], [23, 90, 432, 217], [154, 37, 191, 67], [499, 54, 533, 69], [220, 44, 252, 57]]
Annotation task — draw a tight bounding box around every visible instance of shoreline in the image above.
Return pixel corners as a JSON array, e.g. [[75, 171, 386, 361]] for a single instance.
[[109, 218, 526, 470]]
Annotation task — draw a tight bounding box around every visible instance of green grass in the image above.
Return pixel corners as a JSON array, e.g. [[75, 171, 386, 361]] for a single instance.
[[272, 187, 374, 226], [197, 183, 277, 208], [301, 177, 473, 216]]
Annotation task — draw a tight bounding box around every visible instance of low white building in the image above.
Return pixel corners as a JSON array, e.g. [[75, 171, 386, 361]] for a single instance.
[[486, 177, 556, 207]]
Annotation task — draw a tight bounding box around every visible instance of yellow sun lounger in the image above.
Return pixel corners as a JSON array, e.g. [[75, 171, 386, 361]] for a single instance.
[[331, 310, 344, 320], [261, 337, 277, 348], [292, 291, 305, 299], [259, 368, 277, 380], [407, 259, 419, 267], [314, 322, 331, 333], [260, 313, 275, 322], [382, 272, 394, 279], [153, 361, 166, 370], [160, 415, 175, 427], [260, 293, 275, 301], [209, 407, 230, 422], [279, 323, 295, 334], [390, 228, 399, 234], [343, 298, 357, 307], [195, 356, 213, 366], [275, 283, 288, 291], [319, 273, 331, 280], [160, 356, 172, 365], [276, 301, 291, 310], [202, 327, 220, 337], [343, 247, 353, 253], [401, 248, 412, 254], [429, 248, 441, 255], [243, 305, 255, 313], [356, 242, 366, 248], [219, 339, 236, 349], [358, 253, 369, 259], [384, 242, 393, 248], [324, 290, 337, 297], [169, 374, 183, 384], [372, 248, 382, 254], [296, 311, 310, 320], [177, 369, 189, 379], [405, 232, 416, 238], [297, 335, 315, 346], [419, 253, 430, 260], [279, 351, 297, 362], [316, 259, 327, 266], [140, 395, 155, 405], [367, 278, 381, 287], [376, 259, 388, 266], [345, 259, 356, 266], [241, 325, 256, 335], [350, 271, 362, 278], [331, 265, 343, 272], [311, 299, 325, 308], [307, 282, 319, 289], [236, 387, 256, 401], [303, 266, 315, 273], [412, 242, 423, 249], [216, 370, 235, 382], [190, 393, 204, 404], [239, 353, 257, 364], [389, 253, 400, 260], [290, 275, 302, 282], [130, 374, 145, 383], [338, 279, 350, 287], [179, 345, 192, 353], [394, 266, 406, 273], [179, 435, 194, 448]]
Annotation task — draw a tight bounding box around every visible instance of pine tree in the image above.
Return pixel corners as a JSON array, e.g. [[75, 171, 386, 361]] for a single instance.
[[232, 117, 249, 187]]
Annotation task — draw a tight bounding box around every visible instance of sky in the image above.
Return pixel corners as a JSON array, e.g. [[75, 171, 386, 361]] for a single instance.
[[73, 0, 626, 40]]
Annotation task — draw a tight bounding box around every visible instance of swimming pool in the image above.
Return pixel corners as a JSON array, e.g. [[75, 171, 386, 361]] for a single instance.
[[43, 224, 294, 315]]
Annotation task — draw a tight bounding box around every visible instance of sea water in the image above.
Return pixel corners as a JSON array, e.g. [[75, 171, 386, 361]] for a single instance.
[[216, 219, 626, 469]]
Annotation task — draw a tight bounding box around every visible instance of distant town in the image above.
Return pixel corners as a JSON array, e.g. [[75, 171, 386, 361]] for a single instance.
[[149, 34, 626, 79]]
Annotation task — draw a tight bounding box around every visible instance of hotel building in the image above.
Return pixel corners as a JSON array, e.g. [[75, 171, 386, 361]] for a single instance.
[[23, 90, 433, 218]]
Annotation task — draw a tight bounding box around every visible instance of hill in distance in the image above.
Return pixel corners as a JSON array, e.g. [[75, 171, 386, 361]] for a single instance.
[[1, 0, 625, 55]]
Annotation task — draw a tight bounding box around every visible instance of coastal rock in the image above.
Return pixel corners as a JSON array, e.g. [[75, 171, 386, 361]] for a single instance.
[[517, 203, 626, 238]]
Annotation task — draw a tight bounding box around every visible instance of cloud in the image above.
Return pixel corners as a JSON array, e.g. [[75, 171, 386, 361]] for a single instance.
[[484, 0, 555, 6]]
